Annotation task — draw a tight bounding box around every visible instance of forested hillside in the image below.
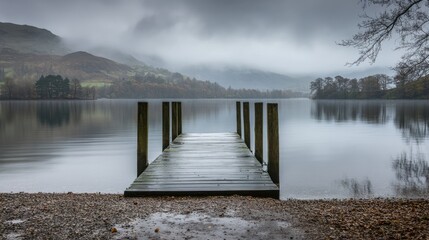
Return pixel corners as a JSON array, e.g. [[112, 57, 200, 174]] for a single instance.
[[0, 22, 305, 99]]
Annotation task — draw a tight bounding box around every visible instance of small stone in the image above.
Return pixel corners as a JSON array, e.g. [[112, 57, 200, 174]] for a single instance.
[[155, 227, 160, 233]]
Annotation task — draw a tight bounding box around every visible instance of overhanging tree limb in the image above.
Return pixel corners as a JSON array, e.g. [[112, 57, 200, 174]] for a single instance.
[[341, 0, 428, 80]]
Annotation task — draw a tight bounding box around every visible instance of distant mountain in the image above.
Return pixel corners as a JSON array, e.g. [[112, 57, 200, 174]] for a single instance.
[[0, 48, 132, 82], [86, 47, 145, 66], [0, 22, 68, 55], [0, 22, 308, 97], [56, 51, 134, 82], [60, 51, 131, 74], [0, 22, 164, 83], [179, 66, 312, 92]]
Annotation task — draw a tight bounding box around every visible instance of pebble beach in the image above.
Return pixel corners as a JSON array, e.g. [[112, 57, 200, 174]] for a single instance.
[[1, 193, 429, 239]]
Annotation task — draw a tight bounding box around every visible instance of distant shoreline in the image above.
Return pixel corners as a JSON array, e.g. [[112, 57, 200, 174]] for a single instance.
[[0, 98, 95, 101], [0, 97, 310, 101]]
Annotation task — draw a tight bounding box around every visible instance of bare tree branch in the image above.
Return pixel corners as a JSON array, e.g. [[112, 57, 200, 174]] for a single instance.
[[341, 0, 429, 81]]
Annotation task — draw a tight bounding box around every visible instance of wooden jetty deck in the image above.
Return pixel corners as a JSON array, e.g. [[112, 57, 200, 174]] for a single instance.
[[124, 101, 280, 198]]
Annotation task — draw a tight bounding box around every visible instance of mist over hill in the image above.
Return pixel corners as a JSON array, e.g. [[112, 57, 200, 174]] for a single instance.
[[85, 47, 146, 67], [0, 22, 177, 84], [179, 66, 312, 92], [0, 22, 308, 99], [0, 48, 132, 83]]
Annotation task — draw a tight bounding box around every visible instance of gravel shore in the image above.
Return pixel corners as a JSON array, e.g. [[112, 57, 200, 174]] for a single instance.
[[1, 193, 428, 239]]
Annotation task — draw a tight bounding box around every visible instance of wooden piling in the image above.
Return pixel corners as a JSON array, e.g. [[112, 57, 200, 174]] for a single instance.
[[137, 102, 148, 176], [254, 102, 263, 164], [243, 102, 250, 149], [178, 102, 182, 135], [172, 102, 178, 141], [162, 102, 170, 151], [267, 103, 279, 184], [236, 101, 241, 137]]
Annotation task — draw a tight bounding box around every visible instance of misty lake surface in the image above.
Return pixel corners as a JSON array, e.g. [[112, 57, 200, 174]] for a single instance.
[[0, 99, 428, 199]]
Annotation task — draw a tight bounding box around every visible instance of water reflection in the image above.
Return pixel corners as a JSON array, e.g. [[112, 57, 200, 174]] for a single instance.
[[0, 100, 234, 169], [394, 103, 429, 143], [1, 99, 429, 197], [392, 151, 429, 197], [340, 178, 373, 198], [311, 100, 388, 124], [312, 100, 429, 142], [0, 100, 140, 174], [37, 102, 72, 127]]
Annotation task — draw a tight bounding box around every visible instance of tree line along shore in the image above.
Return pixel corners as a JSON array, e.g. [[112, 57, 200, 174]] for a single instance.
[[310, 74, 429, 99], [0, 73, 307, 100]]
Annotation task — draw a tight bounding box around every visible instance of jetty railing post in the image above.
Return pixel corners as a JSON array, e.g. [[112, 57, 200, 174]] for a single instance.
[[243, 102, 250, 149], [178, 102, 182, 135], [172, 102, 178, 141], [267, 103, 279, 184], [254, 102, 263, 164], [137, 102, 148, 177], [162, 102, 170, 151], [236, 101, 242, 137]]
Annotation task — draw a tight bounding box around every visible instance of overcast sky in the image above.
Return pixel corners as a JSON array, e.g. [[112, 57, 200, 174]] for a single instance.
[[0, 0, 401, 76]]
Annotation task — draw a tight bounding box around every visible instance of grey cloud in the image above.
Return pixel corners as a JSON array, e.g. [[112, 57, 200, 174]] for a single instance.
[[134, 13, 181, 38], [0, 0, 399, 75], [135, 0, 362, 41]]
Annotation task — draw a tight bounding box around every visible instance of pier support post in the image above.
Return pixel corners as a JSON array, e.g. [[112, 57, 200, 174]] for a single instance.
[[162, 102, 170, 151], [254, 102, 263, 164], [178, 102, 182, 135], [236, 101, 241, 137], [267, 103, 279, 184], [171, 101, 182, 140], [172, 102, 179, 141], [137, 102, 148, 176], [243, 102, 250, 149]]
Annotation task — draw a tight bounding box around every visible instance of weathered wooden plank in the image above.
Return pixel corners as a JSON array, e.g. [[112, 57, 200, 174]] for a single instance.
[[127, 185, 279, 191], [136, 176, 271, 181], [125, 132, 279, 198], [149, 163, 263, 167], [124, 189, 279, 198], [133, 180, 274, 184]]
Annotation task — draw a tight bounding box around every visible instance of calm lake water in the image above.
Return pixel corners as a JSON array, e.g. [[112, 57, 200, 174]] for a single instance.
[[0, 99, 428, 199]]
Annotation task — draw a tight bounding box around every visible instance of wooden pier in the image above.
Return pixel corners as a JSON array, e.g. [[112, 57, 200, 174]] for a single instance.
[[124, 101, 280, 198]]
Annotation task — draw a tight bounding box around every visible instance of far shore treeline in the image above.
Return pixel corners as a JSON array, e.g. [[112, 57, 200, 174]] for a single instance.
[[0, 73, 306, 100], [0, 75, 95, 100], [310, 74, 429, 99]]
